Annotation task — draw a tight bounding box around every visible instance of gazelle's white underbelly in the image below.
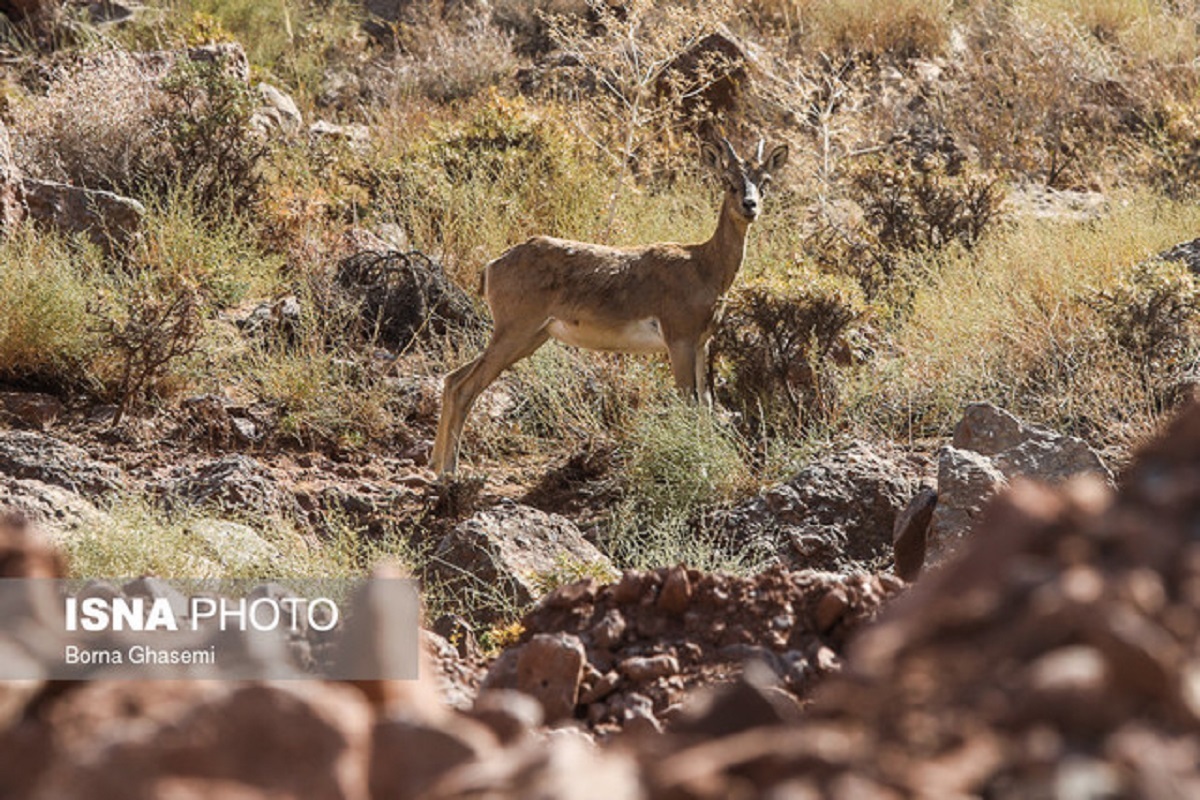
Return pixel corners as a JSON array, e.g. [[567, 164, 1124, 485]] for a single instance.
[[546, 317, 667, 353]]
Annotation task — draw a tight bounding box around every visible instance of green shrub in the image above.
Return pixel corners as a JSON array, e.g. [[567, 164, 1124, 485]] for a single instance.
[[155, 56, 268, 209], [620, 401, 751, 524], [0, 229, 103, 388]]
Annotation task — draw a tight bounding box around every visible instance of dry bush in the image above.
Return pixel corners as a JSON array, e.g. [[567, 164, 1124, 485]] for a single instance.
[[11, 48, 266, 206], [390, 13, 517, 102], [792, 0, 951, 60], [88, 283, 204, 426], [1086, 258, 1200, 373], [848, 157, 1005, 252], [847, 197, 1200, 451], [946, 8, 1136, 187], [542, 0, 746, 233], [365, 94, 606, 282], [810, 156, 1005, 300], [10, 50, 167, 191], [712, 273, 866, 436], [1022, 0, 1200, 63]]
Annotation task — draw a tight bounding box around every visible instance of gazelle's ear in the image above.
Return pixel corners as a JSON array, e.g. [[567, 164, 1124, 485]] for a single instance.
[[701, 142, 725, 173], [764, 143, 789, 173]]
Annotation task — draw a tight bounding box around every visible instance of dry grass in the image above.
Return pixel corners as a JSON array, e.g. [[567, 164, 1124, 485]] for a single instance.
[[849, 195, 1200, 452]]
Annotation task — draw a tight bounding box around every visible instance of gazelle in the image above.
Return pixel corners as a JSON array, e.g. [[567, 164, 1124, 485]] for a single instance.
[[431, 137, 788, 476]]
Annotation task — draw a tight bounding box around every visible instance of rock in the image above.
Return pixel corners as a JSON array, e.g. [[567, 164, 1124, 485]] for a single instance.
[[0, 392, 64, 430], [952, 403, 1112, 484], [928, 446, 1007, 560], [588, 609, 625, 650], [0, 431, 121, 496], [336, 248, 483, 353], [423, 628, 483, 712], [619, 654, 679, 683], [432, 503, 612, 622], [815, 588, 849, 633], [83, 1, 140, 25], [657, 566, 692, 615], [0, 512, 64, 578], [185, 519, 281, 571], [370, 713, 496, 800], [29, 682, 372, 800], [657, 27, 749, 126], [162, 455, 296, 521], [720, 442, 917, 571], [670, 662, 801, 738], [0, 120, 24, 234], [930, 405, 1113, 560], [1158, 236, 1200, 275], [515, 633, 587, 723], [1006, 184, 1109, 223], [21, 179, 145, 250], [469, 689, 544, 744], [0, 477, 111, 531], [433, 613, 480, 660], [251, 82, 302, 136], [425, 730, 643, 800], [892, 486, 937, 580], [309, 119, 370, 146], [235, 295, 303, 343]]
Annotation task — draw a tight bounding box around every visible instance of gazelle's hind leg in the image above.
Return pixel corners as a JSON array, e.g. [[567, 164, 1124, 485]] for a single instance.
[[431, 322, 550, 476], [694, 336, 713, 409], [666, 339, 699, 400]]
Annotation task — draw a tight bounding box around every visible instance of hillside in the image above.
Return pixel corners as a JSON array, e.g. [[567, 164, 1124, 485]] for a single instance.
[[1, 0, 1200, 797]]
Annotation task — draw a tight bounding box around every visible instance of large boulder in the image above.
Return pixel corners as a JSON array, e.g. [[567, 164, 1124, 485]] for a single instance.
[[720, 442, 917, 571], [0, 477, 111, 532], [160, 455, 298, 521], [926, 403, 1112, 566], [431, 503, 613, 622], [951, 402, 1113, 483], [0, 431, 121, 497], [251, 82, 303, 137], [927, 445, 1008, 561], [21, 179, 144, 250]]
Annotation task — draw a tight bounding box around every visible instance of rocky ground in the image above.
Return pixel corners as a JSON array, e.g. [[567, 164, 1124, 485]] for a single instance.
[[0, 400, 1198, 798]]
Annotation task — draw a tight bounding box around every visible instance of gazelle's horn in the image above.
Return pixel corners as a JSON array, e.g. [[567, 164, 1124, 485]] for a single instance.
[[720, 137, 738, 163], [755, 138, 765, 163]]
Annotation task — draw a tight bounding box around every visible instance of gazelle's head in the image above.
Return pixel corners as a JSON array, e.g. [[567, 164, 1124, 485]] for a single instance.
[[702, 137, 789, 223]]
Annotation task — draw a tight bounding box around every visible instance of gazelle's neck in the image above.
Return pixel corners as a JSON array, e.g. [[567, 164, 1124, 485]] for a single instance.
[[703, 192, 751, 294]]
